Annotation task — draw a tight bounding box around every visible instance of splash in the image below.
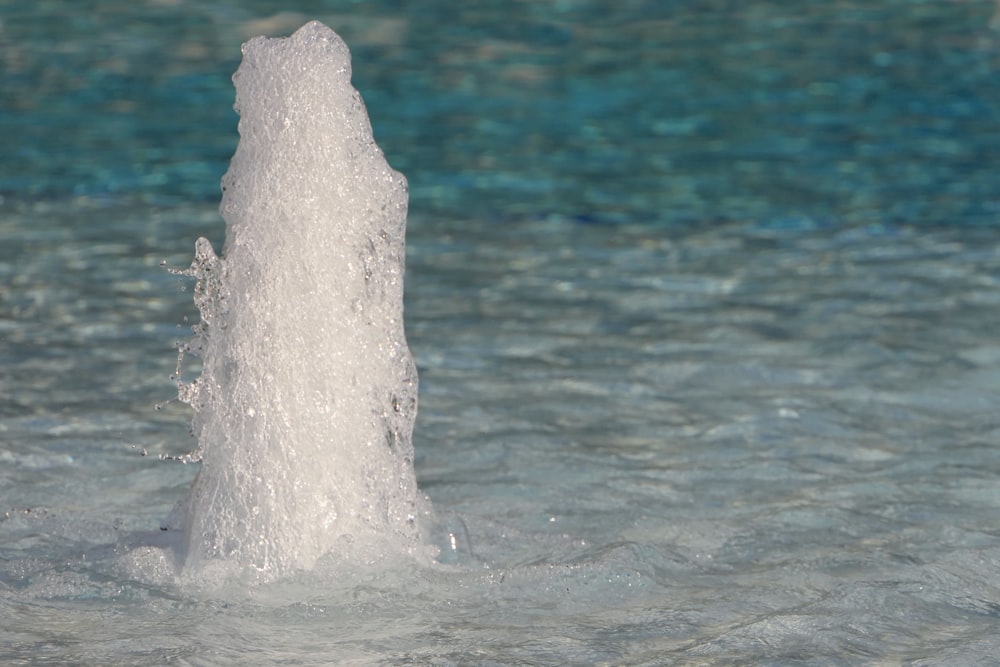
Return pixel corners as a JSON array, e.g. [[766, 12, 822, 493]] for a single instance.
[[166, 21, 426, 580]]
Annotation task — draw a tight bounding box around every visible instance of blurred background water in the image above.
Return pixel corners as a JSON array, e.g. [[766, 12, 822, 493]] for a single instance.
[[5, 1, 1000, 664]]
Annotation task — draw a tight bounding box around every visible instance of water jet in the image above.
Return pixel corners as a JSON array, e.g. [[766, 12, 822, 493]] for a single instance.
[[166, 21, 427, 580]]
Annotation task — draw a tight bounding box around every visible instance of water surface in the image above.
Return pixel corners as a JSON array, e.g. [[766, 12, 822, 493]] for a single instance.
[[4, 1, 1000, 664]]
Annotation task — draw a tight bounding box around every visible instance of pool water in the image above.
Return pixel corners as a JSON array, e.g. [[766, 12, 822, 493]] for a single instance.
[[5, 1, 1000, 663]]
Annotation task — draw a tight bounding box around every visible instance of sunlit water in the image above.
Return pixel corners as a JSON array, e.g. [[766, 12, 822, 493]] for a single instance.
[[158, 22, 428, 582], [5, 1, 1000, 664]]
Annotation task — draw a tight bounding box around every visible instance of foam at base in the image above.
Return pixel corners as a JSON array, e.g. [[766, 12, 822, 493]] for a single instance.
[[168, 21, 426, 579]]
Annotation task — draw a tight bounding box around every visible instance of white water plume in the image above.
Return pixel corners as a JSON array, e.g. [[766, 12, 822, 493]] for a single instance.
[[165, 21, 428, 580]]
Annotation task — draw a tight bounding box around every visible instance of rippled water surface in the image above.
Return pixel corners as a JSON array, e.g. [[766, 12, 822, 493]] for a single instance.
[[5, 1, 1000, 664]]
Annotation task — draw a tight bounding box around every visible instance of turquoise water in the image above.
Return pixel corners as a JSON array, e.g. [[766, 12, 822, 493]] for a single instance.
[[5, 1, 1000, 663]]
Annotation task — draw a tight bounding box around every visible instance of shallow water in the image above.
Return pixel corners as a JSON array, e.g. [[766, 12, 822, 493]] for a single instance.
[[5, 1, 1000, 664]]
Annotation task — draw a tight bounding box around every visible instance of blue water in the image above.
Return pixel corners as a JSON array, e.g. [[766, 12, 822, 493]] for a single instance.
[[5, 1, 1000, 663]]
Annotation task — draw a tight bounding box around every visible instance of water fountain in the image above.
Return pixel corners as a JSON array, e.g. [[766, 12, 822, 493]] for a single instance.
[[164, 21, 429, 581]]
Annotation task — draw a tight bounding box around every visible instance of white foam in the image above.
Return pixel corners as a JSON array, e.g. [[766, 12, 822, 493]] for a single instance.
[[169, 21, 427, 580]]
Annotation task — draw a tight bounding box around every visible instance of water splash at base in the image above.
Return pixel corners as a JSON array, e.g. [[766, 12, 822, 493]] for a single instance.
[[166, 21, 428, 580]]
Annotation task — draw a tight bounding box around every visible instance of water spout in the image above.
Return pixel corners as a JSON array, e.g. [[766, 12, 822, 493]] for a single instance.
[[167, 21, 425, 580]]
